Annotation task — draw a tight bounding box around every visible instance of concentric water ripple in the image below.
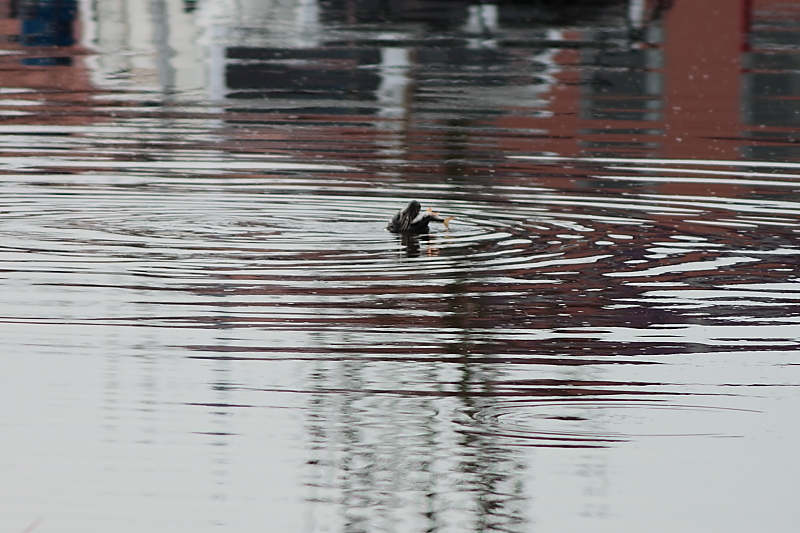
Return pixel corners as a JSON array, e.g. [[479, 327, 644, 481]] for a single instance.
[[4, 154, 800, 344], [464, 399, 758, 448]]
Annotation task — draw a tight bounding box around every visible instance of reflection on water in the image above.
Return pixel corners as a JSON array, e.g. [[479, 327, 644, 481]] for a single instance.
[[2, 0, 800, 532]]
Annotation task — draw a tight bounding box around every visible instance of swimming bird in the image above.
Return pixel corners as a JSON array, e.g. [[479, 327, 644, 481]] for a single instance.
[[387, 200, 453, 233]]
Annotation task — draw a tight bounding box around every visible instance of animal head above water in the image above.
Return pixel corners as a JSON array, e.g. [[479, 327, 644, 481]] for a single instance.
[[386, 200, 420, 232], [404, 200, 422, 221]]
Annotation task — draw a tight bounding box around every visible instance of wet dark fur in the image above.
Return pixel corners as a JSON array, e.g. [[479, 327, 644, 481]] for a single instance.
[[387, 200, 449, 233]]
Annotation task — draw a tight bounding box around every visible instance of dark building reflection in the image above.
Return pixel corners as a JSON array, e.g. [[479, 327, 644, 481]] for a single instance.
[[226, 47, 383, 102], [0, 0, 90, 103], [211, 0, 800, 165], [13, 0, 76, 65], [216, 0, 671, 170], [319, 0, 625, 26], [742, 10, 800, 159], [579, 36, 664, 156]]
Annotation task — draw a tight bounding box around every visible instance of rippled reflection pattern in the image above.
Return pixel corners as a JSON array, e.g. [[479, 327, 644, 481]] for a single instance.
[[2, 1, 800, 532]]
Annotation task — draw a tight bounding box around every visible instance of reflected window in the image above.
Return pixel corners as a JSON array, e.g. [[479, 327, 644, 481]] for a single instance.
[[581, 45, 664, 122], [15, 0, 77, 47], [742, 9, 800, 159]]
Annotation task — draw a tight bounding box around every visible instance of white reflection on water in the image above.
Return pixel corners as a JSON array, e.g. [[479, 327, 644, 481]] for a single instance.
[[0, 155, 350, 171], [510, 153, 800, 170]]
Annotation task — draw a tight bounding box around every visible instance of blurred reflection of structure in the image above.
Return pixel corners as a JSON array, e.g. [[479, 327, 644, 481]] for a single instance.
[[16, 0, 76, 46], [0, 0, 91, 102], [323, 0, 624, 26], [742, 0, 800, 160], [79, 0, 204, 96], [304, 358, 530, 532], [207, 0, 628, 103], [73, 0, 800, 162], [15, 0, 77, 65]]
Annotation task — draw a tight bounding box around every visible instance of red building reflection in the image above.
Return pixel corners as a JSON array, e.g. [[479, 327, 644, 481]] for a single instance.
[[499, 0, 799, 162]]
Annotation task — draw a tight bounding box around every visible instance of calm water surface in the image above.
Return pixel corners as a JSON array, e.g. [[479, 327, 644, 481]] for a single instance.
[[3, 1, 800, 532]]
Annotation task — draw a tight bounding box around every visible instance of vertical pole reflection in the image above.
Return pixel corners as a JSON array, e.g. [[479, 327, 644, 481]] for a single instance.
[[147, 0, 176, 95], [80, 0, 203, 98], [304, 353, 530, 531], [205, 354, 234, 504], [455, 362, 529, 533]]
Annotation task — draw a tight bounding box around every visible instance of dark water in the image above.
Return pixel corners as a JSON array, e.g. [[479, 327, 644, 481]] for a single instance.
[[3, 1, 800, 531]]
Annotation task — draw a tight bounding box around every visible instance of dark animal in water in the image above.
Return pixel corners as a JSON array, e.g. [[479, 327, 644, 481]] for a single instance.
[[387, 200, 453, 233]]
